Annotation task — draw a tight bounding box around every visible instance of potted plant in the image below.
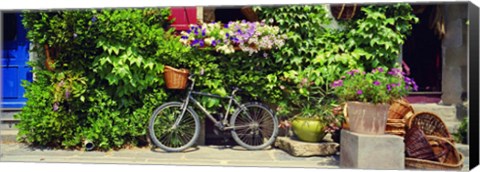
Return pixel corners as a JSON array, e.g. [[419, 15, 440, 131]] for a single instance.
[[276, 75, 344, 142], [178, 20, 287, 55], [289, 96, 343, 142], [331, 67, 418, 135]]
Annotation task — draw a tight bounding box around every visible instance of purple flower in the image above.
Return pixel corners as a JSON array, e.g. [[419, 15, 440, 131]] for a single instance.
[[199, 40, 205, 47], [373, 80, 380, 86], [377, 67, 384, 72], [263, 53, 268, 58], [332, 80, 343, 87], [404, 77, 411, 83], [201, 29, 206, 36], [53, 102, 59, 111], [191, 39, 197, 45], [357, 90, 363, 95], [91, 16, 97, 22], [211, 40, 217, 47], [65, 88, 71, 99], [180, 36, 188, 40], [224, 23, 229, 28], [194, 29, 199, 35], [413, 84, 419, 91], [347, 69, 360, 76], [387, 84, 392, 91]]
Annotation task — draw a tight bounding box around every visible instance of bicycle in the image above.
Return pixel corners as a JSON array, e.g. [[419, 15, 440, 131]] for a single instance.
[[148, 74, 279, 152]]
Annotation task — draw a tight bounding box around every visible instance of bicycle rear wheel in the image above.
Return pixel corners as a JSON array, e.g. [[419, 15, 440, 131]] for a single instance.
[[148, 102, 200, 152], [230, 102, 279, 150]]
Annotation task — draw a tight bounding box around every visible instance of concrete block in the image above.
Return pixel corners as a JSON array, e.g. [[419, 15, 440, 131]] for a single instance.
[[274, 137, 339, 157], [340, 130, 404, 170]]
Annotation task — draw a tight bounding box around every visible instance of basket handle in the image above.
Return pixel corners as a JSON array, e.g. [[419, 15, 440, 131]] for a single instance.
[[426, 135, 454, 163]]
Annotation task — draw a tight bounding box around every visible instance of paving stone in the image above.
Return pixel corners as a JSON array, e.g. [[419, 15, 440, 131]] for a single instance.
[[274, 136, 339, 157], [184, 146, 274, 161], [0, 143, 341, 168]]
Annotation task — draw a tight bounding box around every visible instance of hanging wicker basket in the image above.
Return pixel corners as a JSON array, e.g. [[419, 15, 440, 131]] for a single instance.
[[44, 44, 56, 71], [163, 65, 189, 89], [241, 6, 259, 22], [330, 4, 359, 20]]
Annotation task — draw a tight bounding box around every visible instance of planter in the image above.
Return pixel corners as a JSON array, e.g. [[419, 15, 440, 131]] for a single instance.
[[346, 101, 390, 135], [291, 117, 326, 142]]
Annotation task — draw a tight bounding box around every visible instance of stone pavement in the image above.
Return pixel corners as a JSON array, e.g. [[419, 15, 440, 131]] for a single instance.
[[0, 143, 340, 168]]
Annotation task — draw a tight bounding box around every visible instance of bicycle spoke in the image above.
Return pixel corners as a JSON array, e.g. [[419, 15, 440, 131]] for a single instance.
[[233, 125, 250, 130], [149, 103, 200, 151]]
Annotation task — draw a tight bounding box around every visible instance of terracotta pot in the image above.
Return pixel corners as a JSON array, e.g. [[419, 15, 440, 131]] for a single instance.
[[291, 117, 326, 142], [346, 101, 390, 135]]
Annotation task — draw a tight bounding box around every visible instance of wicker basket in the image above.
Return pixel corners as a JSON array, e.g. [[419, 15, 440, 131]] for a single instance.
[[407, 111, 454, 143], [405, 136, 464, 170], [330, 4, 359, 20], [404, 125, 438, 161], [163, 65, 189, 89], [388, 98, 414, 119], [241, 6, 259, 22], [405, 153, 464, 170], [342, 103, 349, 130], [385, 118, 406, 136]]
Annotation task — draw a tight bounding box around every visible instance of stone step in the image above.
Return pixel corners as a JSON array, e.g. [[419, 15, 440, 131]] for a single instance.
[[1, 110, 21, 130], [456, 143, 469, 157], [0, 129, 18, 143]]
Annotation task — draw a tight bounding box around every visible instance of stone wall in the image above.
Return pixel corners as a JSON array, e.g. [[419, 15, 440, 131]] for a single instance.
[[441, 3, 469, 105]]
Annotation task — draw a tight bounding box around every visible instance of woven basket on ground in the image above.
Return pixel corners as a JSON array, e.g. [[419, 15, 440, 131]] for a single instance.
[[405, 135, 464, 170], [404, 125, 438, 161], [407, 111, 454, 143], [163, 65, 189, 89], [385, 118, 406, 136], [388, 98, 414, 119]]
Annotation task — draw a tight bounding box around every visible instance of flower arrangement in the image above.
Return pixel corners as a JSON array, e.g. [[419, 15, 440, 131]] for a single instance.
[[179, 20, 287, 55], [332, 67, 418, 104]]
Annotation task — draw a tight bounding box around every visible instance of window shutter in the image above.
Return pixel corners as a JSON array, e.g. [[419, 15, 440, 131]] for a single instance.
[[169, 7, 197, 31]]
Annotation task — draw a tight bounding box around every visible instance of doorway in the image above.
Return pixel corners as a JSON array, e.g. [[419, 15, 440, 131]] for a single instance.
[[402, 5, 443, 103]]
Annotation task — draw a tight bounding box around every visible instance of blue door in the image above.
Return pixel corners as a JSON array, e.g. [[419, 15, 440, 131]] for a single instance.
[[2, 13, 32, 109]]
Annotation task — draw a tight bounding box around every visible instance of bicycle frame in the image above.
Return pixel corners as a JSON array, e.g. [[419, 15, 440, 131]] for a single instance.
[[172, 76, 248, 131]]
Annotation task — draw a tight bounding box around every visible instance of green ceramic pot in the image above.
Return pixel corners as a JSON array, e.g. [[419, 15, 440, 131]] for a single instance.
[[291, 117, 326, 142]]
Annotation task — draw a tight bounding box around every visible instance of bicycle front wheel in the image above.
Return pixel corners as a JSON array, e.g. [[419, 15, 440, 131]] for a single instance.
[[230, 102, 279, 150], [148, 102, 200, 152]]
